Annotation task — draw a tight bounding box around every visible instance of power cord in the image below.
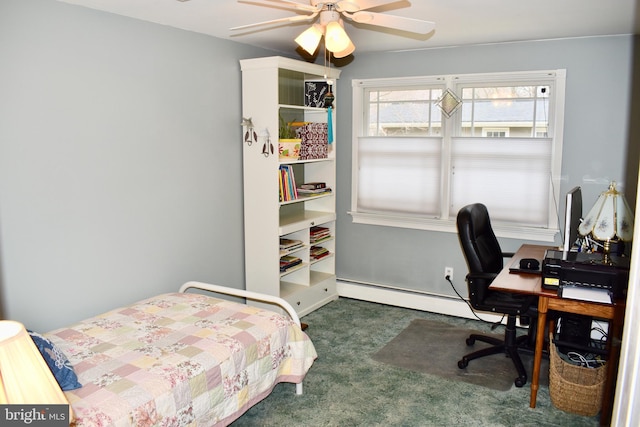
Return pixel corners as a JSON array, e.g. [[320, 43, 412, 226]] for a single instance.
[[591, 322, 608, 344], [446, 275, 505, 328], [564, 351, 606, 368]]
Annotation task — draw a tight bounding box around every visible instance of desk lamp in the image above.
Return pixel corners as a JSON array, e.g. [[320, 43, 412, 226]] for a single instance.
[[0, 320, 72, 419], [578, 181, 634, 264]]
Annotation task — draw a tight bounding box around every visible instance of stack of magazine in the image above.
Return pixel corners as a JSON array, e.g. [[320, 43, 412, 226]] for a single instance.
[[280, 255, 302, 272], [280, 238, 303, 255], [310, 226, 331, 244], [297, 182, 332, 197], [310, 245, 330, 260]]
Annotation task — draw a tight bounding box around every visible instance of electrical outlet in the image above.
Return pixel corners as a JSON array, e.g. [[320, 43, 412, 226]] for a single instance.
[[444, 267, 453, 280]]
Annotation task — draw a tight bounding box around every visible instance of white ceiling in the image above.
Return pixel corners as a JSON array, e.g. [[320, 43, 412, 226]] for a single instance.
[[57, 0, 639, 55]]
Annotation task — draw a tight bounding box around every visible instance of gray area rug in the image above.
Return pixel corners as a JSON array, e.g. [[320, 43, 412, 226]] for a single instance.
[[372, 318, 548, 391]]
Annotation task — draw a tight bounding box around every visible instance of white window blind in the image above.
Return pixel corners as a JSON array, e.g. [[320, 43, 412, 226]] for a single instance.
[[357, 136, 442, 216], [449, 137, 552, 225]]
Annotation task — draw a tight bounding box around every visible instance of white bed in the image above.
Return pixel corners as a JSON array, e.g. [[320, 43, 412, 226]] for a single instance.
[[44, 281, 317, 426]]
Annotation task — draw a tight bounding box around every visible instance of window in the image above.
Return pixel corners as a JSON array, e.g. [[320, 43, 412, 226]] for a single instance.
[[484, 129, 508, 137], [367, 88, 443, 136], [350, 70, 566, 241]]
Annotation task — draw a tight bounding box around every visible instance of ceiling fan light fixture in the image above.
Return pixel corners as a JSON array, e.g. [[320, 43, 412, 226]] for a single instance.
[[324, 20, 351, 53], [295, 24, 323, 54], [333, 39, 355, 58], [233, 0, 437, 59]]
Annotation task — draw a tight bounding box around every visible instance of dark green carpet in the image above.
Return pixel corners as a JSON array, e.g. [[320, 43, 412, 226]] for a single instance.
[[231, 298, 600, 426]]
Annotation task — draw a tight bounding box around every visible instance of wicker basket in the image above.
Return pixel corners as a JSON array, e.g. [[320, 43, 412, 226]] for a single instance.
[[549, 333, 606, 416]]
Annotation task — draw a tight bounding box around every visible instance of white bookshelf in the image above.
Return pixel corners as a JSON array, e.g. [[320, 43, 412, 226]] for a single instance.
[[240, 56, 340, 316]]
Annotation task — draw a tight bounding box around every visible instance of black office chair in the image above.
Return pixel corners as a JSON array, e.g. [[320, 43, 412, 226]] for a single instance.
[[456, 203, 537, 387]]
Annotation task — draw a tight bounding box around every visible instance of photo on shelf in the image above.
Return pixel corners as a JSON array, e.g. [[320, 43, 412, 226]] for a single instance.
[[304, 81, 331, 108]]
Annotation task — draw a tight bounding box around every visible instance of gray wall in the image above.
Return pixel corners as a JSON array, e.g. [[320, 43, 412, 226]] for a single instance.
[[0, 0, 635, 331], [333, 36, 636, 297], [0, 0, 277, 331]]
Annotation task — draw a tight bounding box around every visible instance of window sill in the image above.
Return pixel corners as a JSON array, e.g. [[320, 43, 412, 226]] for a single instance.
[[348, 211, 558, 242]]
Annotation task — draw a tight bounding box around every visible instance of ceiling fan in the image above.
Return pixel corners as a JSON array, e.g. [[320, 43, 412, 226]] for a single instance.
[[232, 0, 435, 58]]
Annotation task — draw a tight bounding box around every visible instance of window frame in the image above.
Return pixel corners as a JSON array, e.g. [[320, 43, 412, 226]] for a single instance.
[[349, 70, 566, 242]]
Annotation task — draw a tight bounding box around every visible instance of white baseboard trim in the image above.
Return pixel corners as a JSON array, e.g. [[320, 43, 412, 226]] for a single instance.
[[336, 279, 505, 323]]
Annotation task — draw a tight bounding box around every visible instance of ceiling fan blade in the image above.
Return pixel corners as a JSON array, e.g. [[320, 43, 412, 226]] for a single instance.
[[231, 13, 317, 31], [259, 0, 319, 13], [336, 0, 399, 13], [347, 11, 435, 34]]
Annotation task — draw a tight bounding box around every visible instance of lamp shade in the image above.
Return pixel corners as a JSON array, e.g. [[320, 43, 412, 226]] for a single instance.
[[295, 24, 323, 55], [324, 21, 351, 53], [578, 181, 634, 241], [333, 39, 355, 58], [0, 321, 72, 417]]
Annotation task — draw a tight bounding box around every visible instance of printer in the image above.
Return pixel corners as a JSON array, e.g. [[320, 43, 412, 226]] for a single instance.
[[542, 250, 630, 299]]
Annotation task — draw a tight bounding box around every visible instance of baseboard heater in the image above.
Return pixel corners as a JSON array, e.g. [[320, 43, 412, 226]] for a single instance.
[[336, 278, 505, 323]]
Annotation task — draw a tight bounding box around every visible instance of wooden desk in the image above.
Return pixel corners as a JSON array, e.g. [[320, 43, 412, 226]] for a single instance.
[[489, 244, 625, 426]]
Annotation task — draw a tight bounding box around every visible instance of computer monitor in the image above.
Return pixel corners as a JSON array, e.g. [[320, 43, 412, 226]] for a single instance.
[[563, 186, 582, 252]]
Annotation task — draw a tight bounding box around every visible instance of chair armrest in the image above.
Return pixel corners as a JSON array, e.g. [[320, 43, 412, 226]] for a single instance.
[[502, 252, 515, 258], [466, 272, 498, 303], [466, 272, 498, 281]]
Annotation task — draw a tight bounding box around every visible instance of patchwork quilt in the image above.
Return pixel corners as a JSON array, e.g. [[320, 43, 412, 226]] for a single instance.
[[46, 292, 317, 426]]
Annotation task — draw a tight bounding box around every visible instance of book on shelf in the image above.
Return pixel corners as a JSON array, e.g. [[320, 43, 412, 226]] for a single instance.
[[310, 226, 331, 243], [310, 245, 330, 260], [310, 226, 330, 236], [280, 238, 303, 251], [278, 165, 298, 202], [280, 255, 302, 272], [297, 187, 332, 195], [299, 182, 326, 190]]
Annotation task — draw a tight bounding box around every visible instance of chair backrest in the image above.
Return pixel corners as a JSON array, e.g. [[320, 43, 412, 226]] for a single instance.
[[456, 203, 504, 276]]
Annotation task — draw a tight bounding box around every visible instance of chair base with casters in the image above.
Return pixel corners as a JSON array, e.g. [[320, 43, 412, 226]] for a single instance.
[[457, 315, 530, 388]]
